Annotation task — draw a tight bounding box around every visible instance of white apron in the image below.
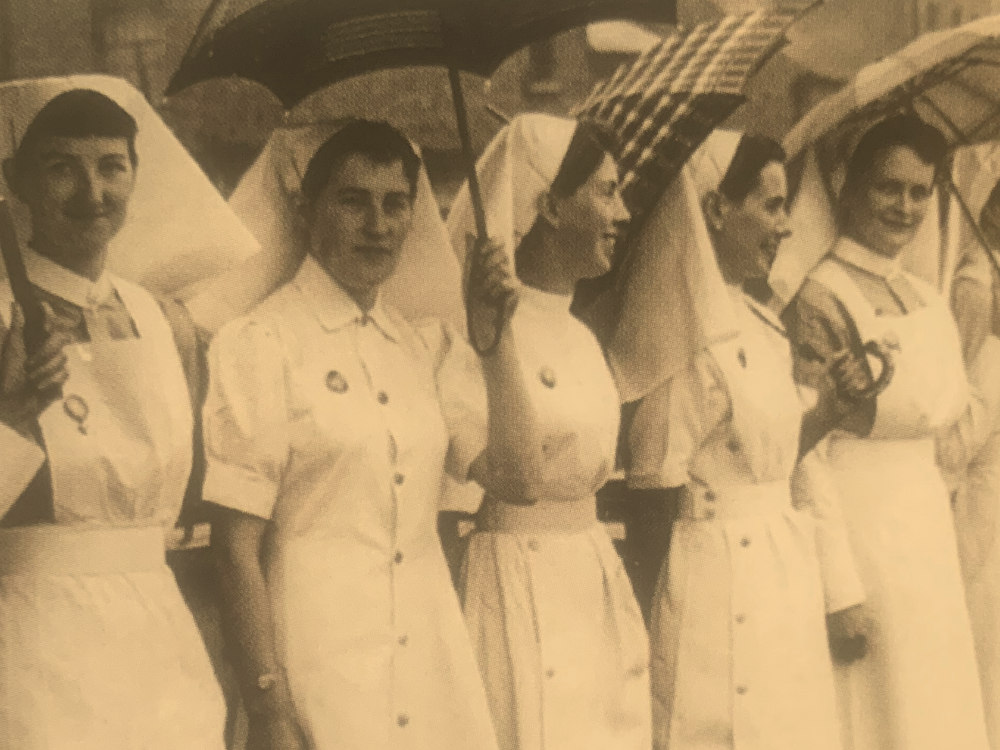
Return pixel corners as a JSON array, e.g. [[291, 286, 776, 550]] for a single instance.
[[811, 260, 989, 750], [461, 288, 651, 750], [651, 301, 840, 750], [0, 278, 226, 750]]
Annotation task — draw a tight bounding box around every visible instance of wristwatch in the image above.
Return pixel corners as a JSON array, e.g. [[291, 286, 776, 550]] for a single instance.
[[257, 673, 278, 692]]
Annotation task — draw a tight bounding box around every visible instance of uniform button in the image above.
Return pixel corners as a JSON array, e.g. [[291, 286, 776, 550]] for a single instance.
[[397, 714, 409, 727], [545, 668, 555, 679], [727, 438, 740, 452], [394, 473, 405, 486], [394, 551, 404, 564], [704, 491, 716, 502], [377, 391, 389, 405], [398, 635, 408, 646], [704, 509, 716, 521], [736, 685, 748, 695], [741, 537, 751, 548], [527, 539, 540, 552], [735, 614, 746, 624], [628, 664, 647, 678]]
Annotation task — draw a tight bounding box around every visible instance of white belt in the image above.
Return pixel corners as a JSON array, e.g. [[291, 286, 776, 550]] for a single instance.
[[679, 480, 791, 521], [477, 495, 597, 534], [0, 524, 166, 576]]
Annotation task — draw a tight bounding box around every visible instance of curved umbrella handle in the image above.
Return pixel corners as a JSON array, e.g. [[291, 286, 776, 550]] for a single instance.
[[837, 339, 895, 402], [463, 233, 507, 356]]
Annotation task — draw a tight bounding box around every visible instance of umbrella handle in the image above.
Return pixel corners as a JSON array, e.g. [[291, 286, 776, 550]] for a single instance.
[[0, 200, 47, 358], [837, 339, 895, 403], [448, 65, 504, 355]]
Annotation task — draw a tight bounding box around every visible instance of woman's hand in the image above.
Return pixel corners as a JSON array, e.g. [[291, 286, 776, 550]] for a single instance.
[[246, 711, 307, 750], [0, 303, 69, 438], [817, 349, 877, 436], [465, 235, 519, 354], [827, 602, 872, 664]]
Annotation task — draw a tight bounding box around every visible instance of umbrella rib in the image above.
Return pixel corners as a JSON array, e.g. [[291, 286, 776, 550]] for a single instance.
[[947, 175, 1000, 279], [918, 92, 972, 145]]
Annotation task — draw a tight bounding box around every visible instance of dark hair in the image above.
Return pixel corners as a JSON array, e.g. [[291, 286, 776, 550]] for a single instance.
[[718, 134, 786, 203], [844, 114, 948, 193], [549, 120, 620, 198], [515, 121, 619, 276], [300, 120, 421, 205], [15, 89, 138, 172]]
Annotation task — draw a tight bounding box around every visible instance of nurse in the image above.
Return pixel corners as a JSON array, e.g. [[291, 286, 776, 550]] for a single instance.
[[779, 114, 990, 750], [448, 113, 651, 750], [203, 120, 498, 750], [940, 180, 1000, 750], [0, 79, 233, 748], [615, 131, 868, 750]]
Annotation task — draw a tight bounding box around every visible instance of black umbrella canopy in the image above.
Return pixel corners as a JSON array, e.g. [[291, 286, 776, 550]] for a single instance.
[[168, 0, 676, 108]]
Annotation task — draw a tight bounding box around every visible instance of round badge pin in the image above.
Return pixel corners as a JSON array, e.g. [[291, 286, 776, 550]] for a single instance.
[[326, 370, 349, 394], [540, 367, 557, 389]]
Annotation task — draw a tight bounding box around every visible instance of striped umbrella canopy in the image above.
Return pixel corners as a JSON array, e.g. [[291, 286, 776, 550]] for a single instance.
[[576, 6, 808, 220]]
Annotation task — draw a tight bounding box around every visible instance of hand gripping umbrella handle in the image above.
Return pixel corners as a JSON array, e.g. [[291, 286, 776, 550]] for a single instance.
[[837, 339, 895, 402], [830, 290, 896, 402], [0, 200, 47, 357]]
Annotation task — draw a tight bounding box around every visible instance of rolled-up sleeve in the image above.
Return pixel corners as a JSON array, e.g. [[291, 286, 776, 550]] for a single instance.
[[418, 320, 488, 482], [0, 424, 44, 517], [792, 443, 865, 613], [202, 317, 290, 519]]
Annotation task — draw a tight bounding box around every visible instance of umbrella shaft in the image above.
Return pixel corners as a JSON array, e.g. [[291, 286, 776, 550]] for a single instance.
[[448, 65, 488, 240]]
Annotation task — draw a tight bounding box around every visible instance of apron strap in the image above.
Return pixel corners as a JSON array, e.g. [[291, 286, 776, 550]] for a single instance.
[[156, 297, 204, 411]]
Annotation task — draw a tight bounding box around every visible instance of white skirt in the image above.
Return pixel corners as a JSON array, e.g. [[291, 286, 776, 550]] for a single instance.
[[651, 482, 839, 750], [461, 498, 651, 750], [0, 525, 226, 750], [828, 436, 989, 750]]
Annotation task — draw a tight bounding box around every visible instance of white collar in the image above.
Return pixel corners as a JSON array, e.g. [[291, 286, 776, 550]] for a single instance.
[[294, 255, 399, 342], [520, 283, 573, 316], [23, 247, 116, 309], [832, 237, 904, 280]]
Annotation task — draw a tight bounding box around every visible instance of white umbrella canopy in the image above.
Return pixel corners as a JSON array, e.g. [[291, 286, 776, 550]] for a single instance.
[[784, 14, 1000, 162]]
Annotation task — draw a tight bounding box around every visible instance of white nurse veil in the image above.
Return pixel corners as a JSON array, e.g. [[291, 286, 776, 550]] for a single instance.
[[769, 116, 960, 312], [607, 129, 744, 404], [446, 112, 577, 271], [187, 119, 466, 335], [0, 75, 260, 324]]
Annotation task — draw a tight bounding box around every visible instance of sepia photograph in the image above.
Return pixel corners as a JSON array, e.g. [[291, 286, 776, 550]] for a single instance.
[[0, 0, 998, 748]]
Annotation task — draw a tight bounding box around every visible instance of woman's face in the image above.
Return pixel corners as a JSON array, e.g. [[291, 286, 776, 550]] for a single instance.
[[843, 144, 936, 259], [306, 153, 414, 302], [550, 153, 630, 280], [711, 160, 790, 284]]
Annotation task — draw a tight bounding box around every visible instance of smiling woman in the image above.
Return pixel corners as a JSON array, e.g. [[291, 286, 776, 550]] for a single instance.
[[203, 119, 499, 750], [448, 113, 650, 750], [617, 130, 870, 750], [3, 91, 138, 281], [297, 123, 419, 311], [781, 114, 992, 750]]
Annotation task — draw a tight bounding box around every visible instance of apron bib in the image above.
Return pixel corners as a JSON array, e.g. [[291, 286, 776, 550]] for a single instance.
[[34, 279, 192, 525]]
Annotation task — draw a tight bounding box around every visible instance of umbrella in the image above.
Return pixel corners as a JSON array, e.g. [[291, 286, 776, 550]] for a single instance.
[[782, 14, 1000, 285], [785, 14, 1000, 161], [576, 6, 808, 221], [571, 7, 809, 337], [167, 0, 676, 352]]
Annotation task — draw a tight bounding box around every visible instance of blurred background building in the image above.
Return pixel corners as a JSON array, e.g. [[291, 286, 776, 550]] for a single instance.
[[9, 0, 989, 207]]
